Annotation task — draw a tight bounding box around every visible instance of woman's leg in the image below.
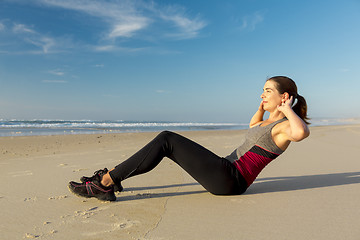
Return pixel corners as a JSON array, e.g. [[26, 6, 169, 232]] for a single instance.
[[109, 131, 246, 195]]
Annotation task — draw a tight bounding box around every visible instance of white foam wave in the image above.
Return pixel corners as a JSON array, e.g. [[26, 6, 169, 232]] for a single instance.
[[0, 120, 245, 129]]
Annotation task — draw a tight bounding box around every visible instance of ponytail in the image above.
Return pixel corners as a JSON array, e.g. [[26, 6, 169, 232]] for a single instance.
[[292, 94, 310, 125]]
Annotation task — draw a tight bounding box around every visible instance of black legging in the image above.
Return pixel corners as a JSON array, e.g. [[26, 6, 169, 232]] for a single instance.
[[109, 131, 247, 195]]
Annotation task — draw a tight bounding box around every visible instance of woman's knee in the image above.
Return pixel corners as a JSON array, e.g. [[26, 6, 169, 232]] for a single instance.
[[158, 130, 172, 136], [156, 130, 176, 141]]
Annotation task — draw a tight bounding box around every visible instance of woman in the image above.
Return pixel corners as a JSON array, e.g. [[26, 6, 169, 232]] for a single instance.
[[68, 76, 310, 201]]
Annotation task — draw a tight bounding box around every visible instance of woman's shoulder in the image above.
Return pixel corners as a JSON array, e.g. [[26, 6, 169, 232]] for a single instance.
[[249, 120, 263, 128]]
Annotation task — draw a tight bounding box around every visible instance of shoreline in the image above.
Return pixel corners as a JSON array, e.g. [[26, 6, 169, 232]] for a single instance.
[[0, 119, 248, 137], [2, 124, 360, 160], [0, 126, 246, 138], [1, 117, 360, 137]]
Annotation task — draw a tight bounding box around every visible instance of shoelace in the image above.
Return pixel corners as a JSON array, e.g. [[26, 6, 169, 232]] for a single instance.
[[84, 168, 108, 181]]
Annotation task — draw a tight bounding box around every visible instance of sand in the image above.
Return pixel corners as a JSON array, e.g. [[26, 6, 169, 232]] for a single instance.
[[1, 125, 360, 240]]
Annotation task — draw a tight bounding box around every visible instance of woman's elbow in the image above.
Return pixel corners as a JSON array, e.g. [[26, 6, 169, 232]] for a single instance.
[[292, 128, 310, 142]]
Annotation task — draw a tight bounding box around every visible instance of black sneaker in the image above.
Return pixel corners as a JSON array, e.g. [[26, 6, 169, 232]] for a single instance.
[[80, 168, 123, 193], [68, 179, 116, 201]]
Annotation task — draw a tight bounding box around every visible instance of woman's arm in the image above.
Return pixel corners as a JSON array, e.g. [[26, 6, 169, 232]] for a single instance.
[[278, 96, 310, 142], [249, 101, 265, 128]]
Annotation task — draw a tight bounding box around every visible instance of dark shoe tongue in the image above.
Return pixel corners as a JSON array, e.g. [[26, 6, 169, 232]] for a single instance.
[[81, 168, 109, 182]]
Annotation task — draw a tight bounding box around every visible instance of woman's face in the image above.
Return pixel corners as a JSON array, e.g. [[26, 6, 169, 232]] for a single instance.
[[261, 80, 284, 112]]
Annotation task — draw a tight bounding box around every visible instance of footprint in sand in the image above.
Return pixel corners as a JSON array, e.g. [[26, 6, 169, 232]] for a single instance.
[[47, 206, 127, 237], [81, 218, 140, 237], [9, 170, 33, 177], [24, 197, 38, 202], [72, 206, 102, 219], [58, 164, 89, 173], [72, 168, 88, 172], [48, 195, 69, 200], [24, 229, 57, 239], [25, 233, 40, 239]]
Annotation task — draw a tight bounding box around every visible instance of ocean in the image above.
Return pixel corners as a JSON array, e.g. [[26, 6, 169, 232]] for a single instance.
[[0, 119, 248, 137], [1, 118, 359, 137]]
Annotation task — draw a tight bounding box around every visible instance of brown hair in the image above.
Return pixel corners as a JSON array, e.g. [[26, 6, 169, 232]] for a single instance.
[[267, 76, 310, 125]]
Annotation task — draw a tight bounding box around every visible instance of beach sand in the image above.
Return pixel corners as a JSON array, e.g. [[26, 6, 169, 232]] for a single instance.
[[1, 125, 360, 239]]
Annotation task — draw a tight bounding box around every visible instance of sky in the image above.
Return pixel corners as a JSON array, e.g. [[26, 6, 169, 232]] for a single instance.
[[0, 0, 359, 123]]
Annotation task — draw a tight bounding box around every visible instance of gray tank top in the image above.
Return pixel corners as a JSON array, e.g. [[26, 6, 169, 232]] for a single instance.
[[225, 117, 287, 163]]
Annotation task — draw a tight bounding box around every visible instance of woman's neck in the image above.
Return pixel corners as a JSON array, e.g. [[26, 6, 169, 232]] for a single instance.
[[268, 110, 286, 122]]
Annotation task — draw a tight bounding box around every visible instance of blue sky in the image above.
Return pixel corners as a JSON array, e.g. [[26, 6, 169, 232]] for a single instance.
[[0, 0, 359, 123]]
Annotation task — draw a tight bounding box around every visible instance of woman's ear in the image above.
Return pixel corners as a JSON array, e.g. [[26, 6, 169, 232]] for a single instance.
[[282, 92, 289, 100]]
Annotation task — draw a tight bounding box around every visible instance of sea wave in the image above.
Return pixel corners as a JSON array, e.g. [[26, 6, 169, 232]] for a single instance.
[[0, 119, 243, 129], [1, 118, 359, 137], [0, 119, 247, 136]]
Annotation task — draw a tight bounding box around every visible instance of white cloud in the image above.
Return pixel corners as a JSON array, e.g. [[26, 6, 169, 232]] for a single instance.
[[109, 22, 148, 38], [240, 11, 264, 31], [167, 16, 206, 39], [93, 44, 146, 53], [156, 6, 207, 39], [9, 22, 57, 54], [36, 0, 151, 39], [48, 69, 65, 76], [156, 89, 171, 94], [0, 22, 5, 31], [3, 0, 207, 54], [42, 80, 68, 83], [13, 23, 35, 34], [93, 45, 117, 52], [25, 36, 56, 53], [35, 0, 206, 40]]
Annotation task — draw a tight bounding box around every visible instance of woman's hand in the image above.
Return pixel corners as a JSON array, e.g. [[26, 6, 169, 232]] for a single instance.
[[258, 100, 265, 112], [277, 96, 293, 113], [250, 100, 265, 127], [277, 96, 310, 142]]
